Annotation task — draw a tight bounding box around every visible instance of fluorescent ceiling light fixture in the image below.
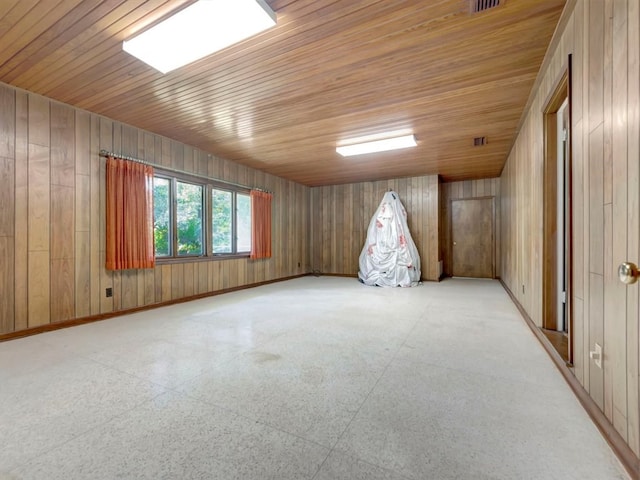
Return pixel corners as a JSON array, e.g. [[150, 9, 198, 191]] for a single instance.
[[123, 0, 277, 73], [336, 134, 417, 157]]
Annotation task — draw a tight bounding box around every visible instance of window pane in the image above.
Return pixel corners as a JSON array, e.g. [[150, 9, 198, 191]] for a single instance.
[[212, 189, 232, 253], [237, 193, 251, 252], [153, 177, 171, 257], [176, 181, 203, 256]]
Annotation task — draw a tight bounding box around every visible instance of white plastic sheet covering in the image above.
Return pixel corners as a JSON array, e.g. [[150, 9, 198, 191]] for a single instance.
[[358, 191, 421, 287]]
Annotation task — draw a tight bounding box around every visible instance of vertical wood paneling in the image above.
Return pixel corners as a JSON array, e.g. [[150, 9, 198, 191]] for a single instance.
[[588, 0, 605, 133], [590, 271, 605, 410], [50, 258, 74, 322], [603, 0, 613, 207], [221, 261, 229, 290], [427, 176, 439, 280], [321, 186, 331, 273], [0, 85, 15, 333], [171, 264, 184, 299], [604, 201, 615, 422], [50, 185, 75, 322], [27, 141, 50, 328], [50, 103, 75, 187], [608, 0, 630, 438], [171, 140, 183, 171], [0, 84, 15, 157], [500, 0, 640, 457], [183, 263, 195, 297], [89, 114, 100, 315], [50, 187, 74, 260], [588, 122, 605, 409], [0, 237, 14, 332], [14, 91, 28, 331], [161, 137, 171, 168], [212, 261, 222, 292], [154, 266, 163, 303], [161, 264, 172, 302], [311, 188, 321, 272], [75, 230, 90, 318], [28, 147, 50, 252], [121, 271, 137, 310], [27, 251, 49, 327], [27, 94, 49, 147], [197, 262, 208, 295], [580, 0, 592, 392], [75, 110, 91, 318]]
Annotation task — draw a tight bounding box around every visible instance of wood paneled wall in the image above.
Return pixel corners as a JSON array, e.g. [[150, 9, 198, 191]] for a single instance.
[[500, 0, 640, 457], [310, 176, 440, 281], [441, 178, 501, 277], [0, 82, 310, 335]]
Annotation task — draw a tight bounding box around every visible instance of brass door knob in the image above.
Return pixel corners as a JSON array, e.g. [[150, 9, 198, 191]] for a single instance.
[[618, 262, 639, 285]]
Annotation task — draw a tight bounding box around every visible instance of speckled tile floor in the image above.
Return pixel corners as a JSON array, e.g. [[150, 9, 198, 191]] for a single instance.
[[0, 277, 629, 479]]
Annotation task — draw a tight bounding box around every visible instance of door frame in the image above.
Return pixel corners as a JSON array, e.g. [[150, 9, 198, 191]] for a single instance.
[[449, 196, 496, 279], [542, 57, 573, 365]]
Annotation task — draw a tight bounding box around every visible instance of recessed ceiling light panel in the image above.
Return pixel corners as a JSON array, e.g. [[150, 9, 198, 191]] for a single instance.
[[336, 134, 417, 157], [123, 0, 277, 74]]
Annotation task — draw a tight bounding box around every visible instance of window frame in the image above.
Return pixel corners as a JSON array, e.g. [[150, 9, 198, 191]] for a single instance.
[[174, 179, 205, 257], [152, 168, 251, 262], [152, 174, 173, 258], [235, 191, 252, 254], [211, 187, 252, 256]]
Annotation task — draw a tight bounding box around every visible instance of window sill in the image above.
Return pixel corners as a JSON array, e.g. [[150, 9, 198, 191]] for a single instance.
[[154, 254, 250, 265]]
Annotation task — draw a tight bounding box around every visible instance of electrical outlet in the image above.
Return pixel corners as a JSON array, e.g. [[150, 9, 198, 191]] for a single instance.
[[589, 343, 602, 369], [106, 287, 113, 298]]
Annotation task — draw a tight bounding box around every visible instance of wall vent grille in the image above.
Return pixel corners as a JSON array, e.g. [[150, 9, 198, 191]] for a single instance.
[[473, 136, 487, 146], [471, 0, 500, 13]]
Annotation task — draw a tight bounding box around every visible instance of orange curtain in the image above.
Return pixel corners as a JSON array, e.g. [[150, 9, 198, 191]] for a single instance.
[[250, 190, 273, 259], [105, 156, 155, 270]]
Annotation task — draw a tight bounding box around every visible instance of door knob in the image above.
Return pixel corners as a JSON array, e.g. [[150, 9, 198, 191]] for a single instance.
[[453, 242, 457, 246], [618, 262, 639, 285]]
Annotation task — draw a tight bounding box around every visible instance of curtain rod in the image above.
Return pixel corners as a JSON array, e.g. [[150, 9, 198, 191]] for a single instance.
[[99, 149, 271, 193]]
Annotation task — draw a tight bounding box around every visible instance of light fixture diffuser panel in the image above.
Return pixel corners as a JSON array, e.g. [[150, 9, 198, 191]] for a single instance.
[[336, 134, 417, 157], [123, 0, 277, 73]]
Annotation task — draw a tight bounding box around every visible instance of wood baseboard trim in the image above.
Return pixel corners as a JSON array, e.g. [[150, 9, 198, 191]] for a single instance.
[[499, 279, 639, 479], [0, 274, 309, 343]]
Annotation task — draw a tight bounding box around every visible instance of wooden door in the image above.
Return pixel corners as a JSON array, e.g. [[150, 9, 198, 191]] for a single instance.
[[451, 198, 494, 278]]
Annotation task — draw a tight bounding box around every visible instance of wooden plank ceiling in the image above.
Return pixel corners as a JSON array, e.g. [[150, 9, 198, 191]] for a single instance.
[[0, 0, 566, 186]]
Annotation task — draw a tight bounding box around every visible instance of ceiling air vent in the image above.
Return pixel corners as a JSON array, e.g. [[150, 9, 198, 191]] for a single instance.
[[473, 136, 487, 146], [471, 0, 501, 13]]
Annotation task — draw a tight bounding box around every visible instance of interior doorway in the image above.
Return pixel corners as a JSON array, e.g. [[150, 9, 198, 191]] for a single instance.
[[543, 70, 572, 364], [451, 197, 494, 278]]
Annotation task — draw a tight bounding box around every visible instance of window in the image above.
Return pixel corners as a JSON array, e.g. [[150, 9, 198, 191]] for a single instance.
[[176, 181, 203, 256], [212, 189, 232, 253], [236, 193, 251, 252], [153, 177, 171, 257], [212, 189, 252, 254], [152, 170, 251, 259]]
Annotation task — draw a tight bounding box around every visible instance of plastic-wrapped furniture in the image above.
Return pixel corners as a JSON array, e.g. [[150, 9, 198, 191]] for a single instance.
[[358, 191, 421, 287]]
